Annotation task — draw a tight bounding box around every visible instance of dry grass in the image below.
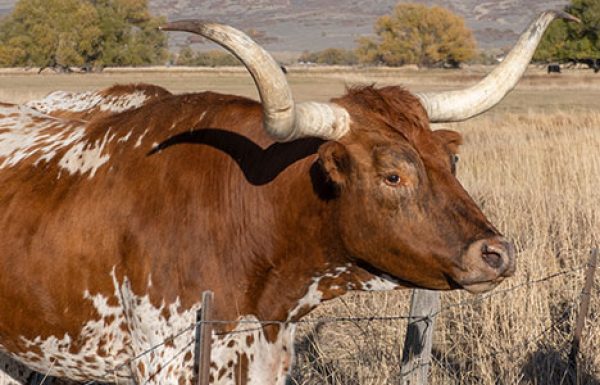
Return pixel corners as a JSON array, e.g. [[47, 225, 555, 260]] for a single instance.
[[1, 68, 598, 384], [2, 66, 600, 108], [291, 110, 600, 385]]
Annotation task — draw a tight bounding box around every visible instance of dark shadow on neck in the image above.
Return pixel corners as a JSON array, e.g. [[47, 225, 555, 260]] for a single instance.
[[147, 128, 327, 187]]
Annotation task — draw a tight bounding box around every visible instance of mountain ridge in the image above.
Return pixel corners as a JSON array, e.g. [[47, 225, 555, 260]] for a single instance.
[[0, 0, 569, 52]]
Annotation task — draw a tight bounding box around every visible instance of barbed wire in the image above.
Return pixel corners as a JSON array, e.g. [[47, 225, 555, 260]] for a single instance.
[[468, 298, 578, 362], [196, 261, 591, 333], [64, 260, 596, 385], [431, 262, 589, 317], [142, 340, 195, 385]]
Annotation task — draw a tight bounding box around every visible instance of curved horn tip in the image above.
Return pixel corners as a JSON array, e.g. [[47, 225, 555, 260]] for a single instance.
[[554, 10, 581, 24], [159, 20, 211, 32]]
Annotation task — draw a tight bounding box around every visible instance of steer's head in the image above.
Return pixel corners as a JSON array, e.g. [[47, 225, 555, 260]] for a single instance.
[[161, 10, 576, 293], [320, 86, 514, 293]]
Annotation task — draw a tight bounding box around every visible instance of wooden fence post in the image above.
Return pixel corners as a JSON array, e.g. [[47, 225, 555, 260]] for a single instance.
[[400, 289, 440, 385], [569, 248, 598, 381], [194, 291, 214, 385]]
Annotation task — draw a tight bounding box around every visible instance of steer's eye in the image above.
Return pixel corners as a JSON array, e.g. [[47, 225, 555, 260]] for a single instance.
[[385, 174, 401, 186]]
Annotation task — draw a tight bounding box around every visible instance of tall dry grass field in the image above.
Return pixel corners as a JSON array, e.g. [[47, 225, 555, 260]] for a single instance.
[[291, 110, 600, 385], [0, 68, 599, 384]]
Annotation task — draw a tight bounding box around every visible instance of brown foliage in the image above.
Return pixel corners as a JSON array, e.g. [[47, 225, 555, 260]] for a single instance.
[[357, 3, 477, 67]]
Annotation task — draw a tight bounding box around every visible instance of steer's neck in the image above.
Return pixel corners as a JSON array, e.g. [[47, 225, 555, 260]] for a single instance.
[[245, 157, 353, 322]]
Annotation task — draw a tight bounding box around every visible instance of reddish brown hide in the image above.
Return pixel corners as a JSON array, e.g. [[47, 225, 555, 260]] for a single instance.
[[0, 83, 514, 385], [1, 9, 576, 382]]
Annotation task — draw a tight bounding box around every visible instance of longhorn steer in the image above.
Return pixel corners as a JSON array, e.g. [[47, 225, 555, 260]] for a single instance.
[[0, 10, 575, 385]]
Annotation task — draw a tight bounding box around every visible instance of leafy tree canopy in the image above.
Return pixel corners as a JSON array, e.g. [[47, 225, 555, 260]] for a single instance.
[[534, 0, 600, 62], [0, 0, 167, 69], [357, 3, 476, 67]]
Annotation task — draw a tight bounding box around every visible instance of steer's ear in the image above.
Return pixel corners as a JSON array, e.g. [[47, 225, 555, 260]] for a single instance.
[[434, 129, 463, 154], [318, 141, 351, 186]]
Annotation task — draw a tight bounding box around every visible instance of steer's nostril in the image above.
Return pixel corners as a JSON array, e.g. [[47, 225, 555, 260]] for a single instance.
[[481, 243, 505, 269]]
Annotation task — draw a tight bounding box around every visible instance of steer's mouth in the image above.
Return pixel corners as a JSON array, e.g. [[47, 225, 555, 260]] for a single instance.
[[458, 277, 507, 294]]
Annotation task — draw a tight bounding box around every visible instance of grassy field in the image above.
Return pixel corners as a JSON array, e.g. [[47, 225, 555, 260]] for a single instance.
[[1, 67, 598, 385], [292, 110, 600, 385], [2, 66, 600, 112]]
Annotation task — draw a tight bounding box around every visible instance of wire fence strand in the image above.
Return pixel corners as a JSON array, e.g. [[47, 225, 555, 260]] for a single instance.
[[65, 260, 595, 385]]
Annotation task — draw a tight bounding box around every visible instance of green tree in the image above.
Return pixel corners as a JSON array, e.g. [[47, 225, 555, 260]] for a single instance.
[[0, 0, 167, 69], [357, 3, 476, 67], [0, 0, 102, 69], [534, 0, 600, 63], [92, 0, 168, 67]]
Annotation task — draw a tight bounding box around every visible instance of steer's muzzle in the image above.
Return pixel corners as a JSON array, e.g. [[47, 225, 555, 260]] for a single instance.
[[455, 236, 516, 294]]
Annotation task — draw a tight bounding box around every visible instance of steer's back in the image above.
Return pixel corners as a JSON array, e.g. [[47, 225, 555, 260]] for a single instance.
[[24, 83, 172, 121]]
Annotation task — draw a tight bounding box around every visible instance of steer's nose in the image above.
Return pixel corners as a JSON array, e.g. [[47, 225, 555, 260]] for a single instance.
[[480, 237, 515, 277]]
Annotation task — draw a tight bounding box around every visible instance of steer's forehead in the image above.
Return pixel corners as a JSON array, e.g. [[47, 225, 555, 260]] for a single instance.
[[333, 86, 451, 164], [334, 85, 429, 136]]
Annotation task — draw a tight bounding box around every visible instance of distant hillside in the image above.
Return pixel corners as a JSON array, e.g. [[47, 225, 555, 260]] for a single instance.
[[0, 0, 12, 14], [0, 0, 569, 52]]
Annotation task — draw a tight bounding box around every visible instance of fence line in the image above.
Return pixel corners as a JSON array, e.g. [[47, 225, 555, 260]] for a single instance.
[[77, 258, 595, 385], [471, 298, 578, 362], [432, 262, 589, 316]]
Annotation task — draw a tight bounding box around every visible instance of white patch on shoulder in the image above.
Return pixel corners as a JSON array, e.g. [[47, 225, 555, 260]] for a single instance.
[[117, 279, 199, 385], [287, 278, 323, 321], [134, 128, 149, 148], [6, 267, 296, 385], [287, 266, 350, 321], [359, 274, 401, 291], [25, 90, 148, 115], [58, 130, 115, 178], [15, 273, 132, 381], [0, 105, 86, 169], [12, 269, 200, 383], [211, 317, 295, 385], [118, 130, 133, 143], [0, 104, 120, 177]]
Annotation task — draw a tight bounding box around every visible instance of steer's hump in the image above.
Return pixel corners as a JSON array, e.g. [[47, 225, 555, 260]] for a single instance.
[[25, 83, 172, 121]]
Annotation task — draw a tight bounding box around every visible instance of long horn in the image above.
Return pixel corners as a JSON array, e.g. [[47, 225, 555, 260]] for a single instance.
[[416, 10, 580, 123], [160, 21, 350, 142]]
